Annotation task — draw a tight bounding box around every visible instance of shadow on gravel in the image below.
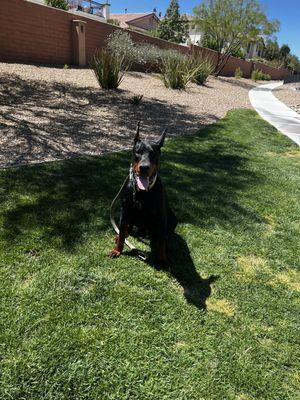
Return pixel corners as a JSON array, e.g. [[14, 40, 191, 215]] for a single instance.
[[220, 77, 257, 90], [0, 73, 218, 167]]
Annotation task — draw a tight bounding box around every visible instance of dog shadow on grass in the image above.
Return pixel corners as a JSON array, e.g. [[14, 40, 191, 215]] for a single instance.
[[126, 233, 218, 310], [167, 233, 219, 310]]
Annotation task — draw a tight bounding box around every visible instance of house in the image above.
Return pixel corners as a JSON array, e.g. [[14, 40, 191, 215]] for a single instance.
[[67, 0, 110, 19], [183, 14, 203, 45], [29, 0, 110, 20], [109, 12, 160, 33]]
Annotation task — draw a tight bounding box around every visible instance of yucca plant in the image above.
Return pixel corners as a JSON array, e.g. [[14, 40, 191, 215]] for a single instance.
[[251, 69, 271, 82], [193, 57, 214, 85], [235, 67, 243, 79], [91, 49, 127, 89], [130, 95, 143, 106], [160, 53, 200, 90]]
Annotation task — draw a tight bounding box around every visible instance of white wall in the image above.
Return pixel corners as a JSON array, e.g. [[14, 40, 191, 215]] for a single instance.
[[188, 27, 203, 45]]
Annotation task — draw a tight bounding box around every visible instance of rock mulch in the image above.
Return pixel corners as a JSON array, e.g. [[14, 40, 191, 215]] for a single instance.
[[273, 83, 300, 114], [0, 62, 260, 168]]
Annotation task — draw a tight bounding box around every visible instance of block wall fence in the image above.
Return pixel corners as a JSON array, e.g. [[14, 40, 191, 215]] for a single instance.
[[0, 0, 291, 80]]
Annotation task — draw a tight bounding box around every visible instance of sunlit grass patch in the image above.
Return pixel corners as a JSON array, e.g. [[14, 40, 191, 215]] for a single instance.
[[236, 255, 271, 282], [268, 269, 300, 292], [206, 298, 235, 317]]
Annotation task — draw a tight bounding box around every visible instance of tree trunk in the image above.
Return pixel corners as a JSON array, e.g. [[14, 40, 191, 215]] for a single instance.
[[214, 53, 231, 77]]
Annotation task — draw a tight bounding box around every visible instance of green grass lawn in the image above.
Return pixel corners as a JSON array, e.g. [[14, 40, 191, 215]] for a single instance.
[[0, 109, 299, 400]]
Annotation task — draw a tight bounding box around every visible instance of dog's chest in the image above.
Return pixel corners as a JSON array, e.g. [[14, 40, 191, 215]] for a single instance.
[[133, 195, 157, 215], [131, 192, 161, 226]]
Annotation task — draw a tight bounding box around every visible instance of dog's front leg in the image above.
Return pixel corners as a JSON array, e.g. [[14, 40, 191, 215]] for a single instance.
[[151, 222, 168, 268], [156, 239, 167, 268], [109, 209, 128, 259]]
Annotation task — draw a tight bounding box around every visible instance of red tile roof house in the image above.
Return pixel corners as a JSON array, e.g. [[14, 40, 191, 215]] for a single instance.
[[109, 12, 160, 33]]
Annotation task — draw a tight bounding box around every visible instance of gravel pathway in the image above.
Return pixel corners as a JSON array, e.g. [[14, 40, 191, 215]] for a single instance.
[[0, 62, 259, 168], [273, 83, 300, 114]]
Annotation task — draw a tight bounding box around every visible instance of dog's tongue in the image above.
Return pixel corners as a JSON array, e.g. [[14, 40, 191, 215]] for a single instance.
[[136, 176, 149, 191]]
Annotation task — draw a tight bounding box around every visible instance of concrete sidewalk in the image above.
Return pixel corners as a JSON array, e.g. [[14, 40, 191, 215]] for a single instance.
[[249, 82, 300, 146]]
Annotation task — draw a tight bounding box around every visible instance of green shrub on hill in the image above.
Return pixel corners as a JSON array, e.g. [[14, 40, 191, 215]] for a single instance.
[[251, 69, 271, 81], [45, 0, 68, 10]]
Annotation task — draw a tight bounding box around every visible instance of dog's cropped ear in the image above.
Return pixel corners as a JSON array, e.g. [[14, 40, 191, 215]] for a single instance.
[[134, 121, 141, 144], [156, 128, 167, 148]]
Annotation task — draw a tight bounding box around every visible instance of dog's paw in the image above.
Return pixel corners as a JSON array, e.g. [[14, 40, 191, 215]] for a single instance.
[[156, 259, 168, 270], [109, 248, 121, 258]]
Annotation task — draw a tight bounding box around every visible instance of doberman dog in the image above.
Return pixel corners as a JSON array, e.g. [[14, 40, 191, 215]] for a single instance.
[[109, 122, 177, 267]]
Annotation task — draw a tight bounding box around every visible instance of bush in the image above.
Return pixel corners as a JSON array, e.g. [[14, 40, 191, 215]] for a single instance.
[[106, 31, 136, 67], [231, 48, 246, 60], [107, 19, 120, 26], [160, 52, 200, 89], [44, 0, 68, 10], [235, 67, 243, 79], [251, 69, 271, 82], [91, 49, 127, 89], [136, 45, 182, 71], [130, 95, 143, 106], [135, 44, 164, 70], [193, 57, 214, 85], [106, 31, 184, 73], [105, 31, 213, 83]]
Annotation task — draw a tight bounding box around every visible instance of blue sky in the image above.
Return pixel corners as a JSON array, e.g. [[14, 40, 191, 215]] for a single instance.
[[110, 0, 300, 58]]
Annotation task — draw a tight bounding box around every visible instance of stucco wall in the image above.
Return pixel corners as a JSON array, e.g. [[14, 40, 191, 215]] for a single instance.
[[0, 0, 291, 80]]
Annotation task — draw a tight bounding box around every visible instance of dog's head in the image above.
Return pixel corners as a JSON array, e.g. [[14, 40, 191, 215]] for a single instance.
[[132, 122, 167, 191]]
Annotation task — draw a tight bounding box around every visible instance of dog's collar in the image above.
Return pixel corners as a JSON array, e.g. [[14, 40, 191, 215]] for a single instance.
[[129, 165, 157, 192]]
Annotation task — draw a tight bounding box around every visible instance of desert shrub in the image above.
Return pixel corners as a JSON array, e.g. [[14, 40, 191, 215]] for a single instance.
[[135, 44, 181, 71], [135, 44, 163, 69], [106, 31, 136, 66], [44, 0, 68, 10], [106, 31, 185, 72], [107, 19, 120, 26], [251, 69, 271, 81], [262, 72, 271, 80], [235, 67, 243, 79], [193, 57, 214, 85], [160, 52, 200, 89], [91, 49, 127, 89], [106, 30, 213, 80], [231, 47, 246, 60], [130, 95, 143, 106]]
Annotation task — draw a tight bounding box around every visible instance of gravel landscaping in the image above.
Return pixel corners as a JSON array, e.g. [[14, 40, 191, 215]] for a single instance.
[[273, 82, 300, 113], [0, 62, 260, 168]]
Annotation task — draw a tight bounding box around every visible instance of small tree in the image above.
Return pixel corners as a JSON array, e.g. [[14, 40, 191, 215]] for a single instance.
[[156, 0, 188, 44], [45, 0, 68, 10], [264, 39, 280, 61], [193, 0, 279, 76], [279, 44, 291, 60], [287, 54, 300, 74], [279, 44, 291, 67]]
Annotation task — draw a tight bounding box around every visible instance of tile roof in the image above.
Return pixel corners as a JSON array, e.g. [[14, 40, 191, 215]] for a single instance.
[[110, 12, 158, 28]]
